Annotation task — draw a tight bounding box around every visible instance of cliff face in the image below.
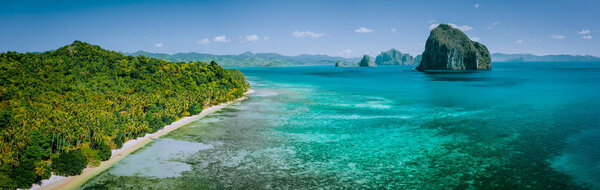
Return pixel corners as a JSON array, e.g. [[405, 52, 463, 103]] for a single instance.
[[358, 55, 376, 67], [375, 49, 416, 65], [414, 54, 422, 65], [417, 24, 491, 71], [473, 42, 491, 69]]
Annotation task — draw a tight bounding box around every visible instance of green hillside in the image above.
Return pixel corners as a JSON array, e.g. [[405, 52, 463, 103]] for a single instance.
[[0, 41, 249, 189]]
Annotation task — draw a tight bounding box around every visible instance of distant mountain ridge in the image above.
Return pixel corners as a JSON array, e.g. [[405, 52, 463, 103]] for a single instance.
[[126, 51, 360, 67], [124, 51, 600, 67], [492, 53, 600, 62]]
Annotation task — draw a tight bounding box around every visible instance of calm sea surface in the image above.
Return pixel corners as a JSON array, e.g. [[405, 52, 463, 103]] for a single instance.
[[81, 62, 600, 189]]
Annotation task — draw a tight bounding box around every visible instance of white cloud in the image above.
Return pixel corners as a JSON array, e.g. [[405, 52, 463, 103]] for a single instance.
[[428, 20, 437, 24], [339, 49, 352, 55], [154, 43, 163, 47], [197, 38, 210, 44], [292, 30, 325, 38], [429, 23, 474, 32], [244, 34, 259, 43], [582, 35, 592, 39], [474, 3, 480, 8], [486, 22, 500, 30], [263, 36, 270, 40], [213, 35, 231, 42], [578, 29, 590, 35], [450, 23, 474, 31], [390, 28, 396, 33], [354, 27, 374, 33], [516, 40, 523, 44], [428, 24, 438, 30], [549, 34, 566, 39], [470, 37, 480, 41]]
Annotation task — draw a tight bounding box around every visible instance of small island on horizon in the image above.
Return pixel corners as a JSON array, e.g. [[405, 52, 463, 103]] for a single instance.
[[1, 1, 599, 190], [127, 49, 600, 68]]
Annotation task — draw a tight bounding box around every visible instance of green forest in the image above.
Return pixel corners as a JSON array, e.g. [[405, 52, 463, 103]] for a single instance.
[[0, 41, 250, 189]]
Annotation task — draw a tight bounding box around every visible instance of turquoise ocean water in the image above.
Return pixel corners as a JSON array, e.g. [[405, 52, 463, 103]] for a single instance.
[[81, 62, 600, 189]]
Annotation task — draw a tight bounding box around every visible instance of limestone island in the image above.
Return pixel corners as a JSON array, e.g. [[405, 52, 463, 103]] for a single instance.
[[335, 55, 377, 67], [416, 24, 491, 71], [334, 60, 349, 67], [357, 55, 376, 67], [375, 49, 420, 65]]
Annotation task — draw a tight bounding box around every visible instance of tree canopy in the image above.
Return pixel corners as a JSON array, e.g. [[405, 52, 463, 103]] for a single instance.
[[0, 41, 249, 189]]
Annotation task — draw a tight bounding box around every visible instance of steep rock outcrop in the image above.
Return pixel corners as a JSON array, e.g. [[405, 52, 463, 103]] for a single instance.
[[375, 49, 415, 65], [417, 24, 491, 71], [358, 55, 376, 67], [414, 54, 422, 65]]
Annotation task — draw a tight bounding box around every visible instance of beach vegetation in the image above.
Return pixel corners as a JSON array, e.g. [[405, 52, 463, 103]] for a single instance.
[[52, 149, 87, 176], [0, 41, 250, 188]]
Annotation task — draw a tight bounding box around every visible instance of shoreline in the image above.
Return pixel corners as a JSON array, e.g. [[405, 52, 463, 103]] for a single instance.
[[31, 89, 255, 190]]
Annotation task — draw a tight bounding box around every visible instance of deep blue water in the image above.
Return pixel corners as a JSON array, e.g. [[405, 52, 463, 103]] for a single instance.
[[81, 62, 600, 189]]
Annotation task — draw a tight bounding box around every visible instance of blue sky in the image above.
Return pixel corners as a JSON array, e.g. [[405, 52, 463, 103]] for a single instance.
[[1, 0, 598, 57]]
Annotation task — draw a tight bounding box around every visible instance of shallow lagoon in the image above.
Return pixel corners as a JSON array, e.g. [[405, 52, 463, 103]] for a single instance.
[[81, 62, 600, 189]]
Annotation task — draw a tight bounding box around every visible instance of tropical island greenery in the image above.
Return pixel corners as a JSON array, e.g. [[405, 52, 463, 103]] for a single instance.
[[417, 24, 491, 71], [374, 49, 421, 65], [358, 55, 376, 67], [334, 55, 377, 67], [0, 41, 249, 189]]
